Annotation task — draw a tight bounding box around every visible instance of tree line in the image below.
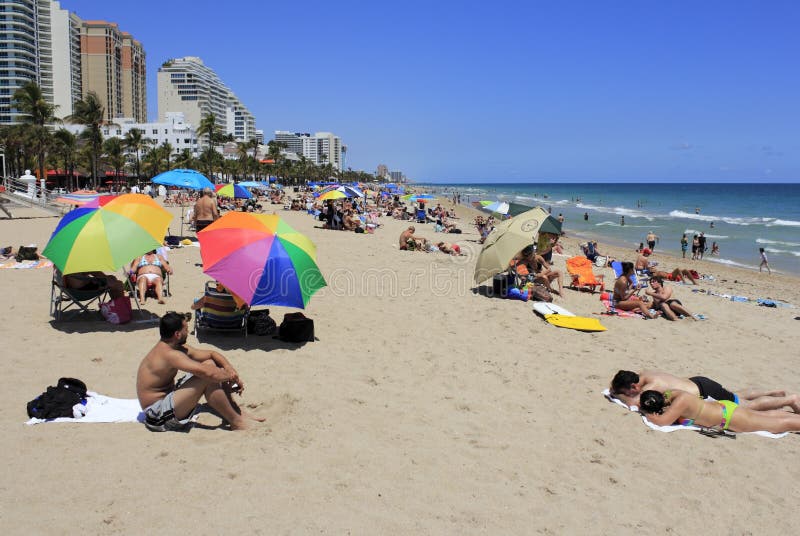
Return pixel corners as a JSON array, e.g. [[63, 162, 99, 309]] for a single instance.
[[1, 82, 381, 190]]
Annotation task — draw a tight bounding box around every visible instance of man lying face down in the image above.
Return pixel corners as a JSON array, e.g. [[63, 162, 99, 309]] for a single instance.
[[609, 369, 800, 413]]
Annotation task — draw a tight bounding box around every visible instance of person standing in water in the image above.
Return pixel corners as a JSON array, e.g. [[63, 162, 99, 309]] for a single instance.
[[620, 215, 625, 226]]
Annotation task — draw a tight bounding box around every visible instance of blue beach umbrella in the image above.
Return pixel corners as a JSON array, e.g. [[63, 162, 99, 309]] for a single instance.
[[152, 169, 214, 190]]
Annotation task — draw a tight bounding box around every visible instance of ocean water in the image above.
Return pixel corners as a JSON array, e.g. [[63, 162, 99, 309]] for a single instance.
[[426, 183, 800, 275]]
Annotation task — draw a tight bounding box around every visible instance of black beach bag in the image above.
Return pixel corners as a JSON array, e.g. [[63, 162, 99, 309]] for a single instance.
[[27, 378, 88, 419], [278, 312, 314, 342]]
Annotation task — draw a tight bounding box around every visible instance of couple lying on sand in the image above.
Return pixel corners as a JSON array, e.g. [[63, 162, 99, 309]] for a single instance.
[[610, 370, 800, 434]]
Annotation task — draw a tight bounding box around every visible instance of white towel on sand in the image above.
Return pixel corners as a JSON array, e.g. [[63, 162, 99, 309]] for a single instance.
[[26, 392, 144, 425], [602, 389, 787, 438]]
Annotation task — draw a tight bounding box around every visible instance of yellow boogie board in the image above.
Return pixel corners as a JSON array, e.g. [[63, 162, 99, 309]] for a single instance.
[[532, 302, 606, 332], [544, 313, 607, 332]]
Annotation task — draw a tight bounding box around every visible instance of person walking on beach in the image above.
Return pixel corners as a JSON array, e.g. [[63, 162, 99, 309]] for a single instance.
[[759, 247, 771, 274], [691, 235, 700, 260], [646, 231, 659, 252], [697, 232, 707, 260], [680, 234, 689, 259], [136, 312, 264, 432]]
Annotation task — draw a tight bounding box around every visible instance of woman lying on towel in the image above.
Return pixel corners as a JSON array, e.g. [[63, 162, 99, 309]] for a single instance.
[[639, 389, 800, 434]]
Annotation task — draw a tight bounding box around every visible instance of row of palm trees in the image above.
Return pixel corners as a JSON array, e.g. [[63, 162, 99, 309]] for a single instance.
[[1, 81, 381, 191]]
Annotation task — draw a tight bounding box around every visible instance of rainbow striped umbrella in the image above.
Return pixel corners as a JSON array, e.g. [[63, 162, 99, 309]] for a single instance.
[[215, 183, 252, 199], [198, 212, 326, 309], [317, 190, 347, 201], [42, 194, 172, 275]]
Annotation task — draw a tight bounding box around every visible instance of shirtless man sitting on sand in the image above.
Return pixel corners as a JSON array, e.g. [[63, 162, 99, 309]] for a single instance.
[[192, 187, 219, 232], [609, 369, 800, 413], [136, 312, 264, 432], [399, 226, 427, 251]]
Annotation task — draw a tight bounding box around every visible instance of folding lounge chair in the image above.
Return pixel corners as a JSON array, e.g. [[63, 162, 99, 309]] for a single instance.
[[610, 261, 647, 289], [50, 269, 110, 321], [193, 281, 248, 339], [127, 266, 170, 300], [566, 256, 605, 293]]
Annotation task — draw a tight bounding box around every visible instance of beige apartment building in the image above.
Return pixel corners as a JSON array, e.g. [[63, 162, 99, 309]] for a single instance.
[[80, 20, 146, 123]]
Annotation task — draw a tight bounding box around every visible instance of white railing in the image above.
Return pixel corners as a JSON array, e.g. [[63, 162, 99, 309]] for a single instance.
[[0, 176, 65, 215]]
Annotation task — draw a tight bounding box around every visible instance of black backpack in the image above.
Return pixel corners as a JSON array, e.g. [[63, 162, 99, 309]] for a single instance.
[[278, 312, 314, 342], [27, 378, 88, 419]]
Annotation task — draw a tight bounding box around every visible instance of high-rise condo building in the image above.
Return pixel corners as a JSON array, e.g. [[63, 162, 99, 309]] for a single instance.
[[80, 20, 146, 123], [273, 131, 343, 170], [0, 1, 144, 124], [157, 56, 256, 145]]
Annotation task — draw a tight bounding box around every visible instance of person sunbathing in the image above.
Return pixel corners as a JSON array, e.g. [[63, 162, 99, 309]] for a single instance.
[[612, 262, 658, 318], [436, 241, 463, 256], [510, 246, 562, 295], [342, 210, 360, 231], [63, 271, 125, 299], [639, 389, 800, 434], [644, 276, 695, 321], [609, 369, 800, 413], [130, 250, 173, 304]]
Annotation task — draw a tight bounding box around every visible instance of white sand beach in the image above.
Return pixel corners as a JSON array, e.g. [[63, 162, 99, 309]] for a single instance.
[[2, 198, 800, 534]]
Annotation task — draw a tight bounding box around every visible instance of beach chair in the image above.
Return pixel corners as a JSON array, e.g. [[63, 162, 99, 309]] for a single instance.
[[50, 269, 110, 321], [610, 261, 647, 289], [193, 281, 249, 340], [416, 208, 426, 223], [566, 256, 605, 293]]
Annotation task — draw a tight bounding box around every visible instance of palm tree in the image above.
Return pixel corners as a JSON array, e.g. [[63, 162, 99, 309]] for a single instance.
[[53, 129, 78, 191], [12, 81, 58, 186], [196, 113, 222, 153], [122, 128, 151, 182], [103, 137, 126, 186], [236, 142, 251, 180], [159, 141, 173, 171], [68, 92, 104, 188], [173, 148, 195, 170]]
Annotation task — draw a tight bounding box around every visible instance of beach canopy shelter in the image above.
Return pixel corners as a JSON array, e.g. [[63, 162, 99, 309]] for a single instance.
[[215, 183, 252, 199], [238, 180, 266, 188], [473, 206, 554, 284], [482, 201, 510, 215], [152, 168, 214, 190], [197, 212, 326, 309], [42, 194, 172, 275]]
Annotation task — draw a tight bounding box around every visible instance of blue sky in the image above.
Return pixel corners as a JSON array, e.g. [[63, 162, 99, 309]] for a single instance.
[[61, 0, 799, 182]]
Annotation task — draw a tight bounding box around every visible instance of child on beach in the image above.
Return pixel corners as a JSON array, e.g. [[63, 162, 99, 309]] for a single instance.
[[759, 248, 771, 274]]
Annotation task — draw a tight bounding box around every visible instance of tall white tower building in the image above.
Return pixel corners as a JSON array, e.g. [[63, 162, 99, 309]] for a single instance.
[[158, 56, 256, 145]]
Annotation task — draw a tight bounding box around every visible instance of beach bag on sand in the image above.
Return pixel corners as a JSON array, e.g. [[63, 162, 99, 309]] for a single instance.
[[248, 309, 277, 335], [278, 312, 314, 342], [100, 296, 132, 324], [27, 378, 87, 419], [530, 284, 553, 303]]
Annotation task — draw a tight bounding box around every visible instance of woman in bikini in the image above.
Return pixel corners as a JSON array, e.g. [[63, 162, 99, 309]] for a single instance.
[[130, 250, 172, 304], [645, 276, 695, 321], [639, 389, 800, 434], [612, 262, 658, 318]]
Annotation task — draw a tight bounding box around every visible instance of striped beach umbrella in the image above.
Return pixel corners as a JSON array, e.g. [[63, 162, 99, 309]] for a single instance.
[[198, 212, 326, 309], [42, 194, 172, 275]]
